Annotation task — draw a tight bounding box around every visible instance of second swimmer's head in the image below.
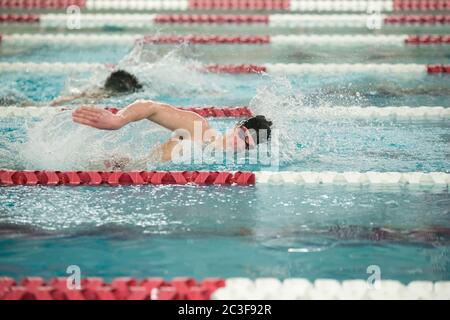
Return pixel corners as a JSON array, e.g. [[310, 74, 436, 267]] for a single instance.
[[104, 70, 143, 94]]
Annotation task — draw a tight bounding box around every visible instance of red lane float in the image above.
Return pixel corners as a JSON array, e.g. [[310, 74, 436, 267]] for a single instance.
[[0, 0, 86, 8], [139, 35, 270, 45], [155, 14, 269, 24], [187, 0, 290, 10], [207, 64, 450, 74], [394, 0, 450, 11], [427, 64, 450, 73], [205, 64, 267, 73], [405, 35, 450, 44], [0, 276, 225, 300], [103, 106, 253, 118], [0, 170, 256, 186], [0, 14, 40, 23], [385, 15, 450, 24]]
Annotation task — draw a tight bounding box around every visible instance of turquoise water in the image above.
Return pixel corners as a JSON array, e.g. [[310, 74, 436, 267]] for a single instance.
[[0, 185, 449, 282], [0, 36, 450, 283]]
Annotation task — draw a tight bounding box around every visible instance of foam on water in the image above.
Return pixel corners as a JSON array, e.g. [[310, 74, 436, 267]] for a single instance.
[[249, 75, 371, 167], [2, 112, 167, 171]]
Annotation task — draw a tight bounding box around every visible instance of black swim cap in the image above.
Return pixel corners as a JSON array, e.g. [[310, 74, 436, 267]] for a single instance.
[[104, 70, 143, 94], [238, 115, 273, 144]]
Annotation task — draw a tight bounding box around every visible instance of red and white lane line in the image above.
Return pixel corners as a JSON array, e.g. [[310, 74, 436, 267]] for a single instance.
[[0, 170, 257, 186], [1, 62, 449, 75], [0, 170, 449, 186], [1, 106, 449, 121], [1, 276, 449, 300], [106, 106, 252, 118], [2, 13, 450, 28], [2, 1, 450, 12], [0, 276, 225, 300], [2, 33, 450, 46], [0, 106, 252, 118], [35, 14, 450, 28]]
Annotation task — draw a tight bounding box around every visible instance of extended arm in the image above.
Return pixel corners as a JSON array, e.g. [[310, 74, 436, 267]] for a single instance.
[[72, 100, 209, 136], [50, 92, 85, 106], [50, 88, 108, 106]]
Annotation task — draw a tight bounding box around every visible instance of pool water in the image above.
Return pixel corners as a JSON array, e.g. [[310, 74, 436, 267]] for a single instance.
[[0, 31, 449, 283], [0, 185, 449, 282]]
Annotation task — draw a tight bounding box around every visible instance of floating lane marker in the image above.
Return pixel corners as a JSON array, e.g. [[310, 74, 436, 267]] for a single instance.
[[1, 106, 448, 121], [2, 34, 450, 46], [1, 62, 449, 74], [2, 1, 449, 12], [1, 276, 449, 300], [103, 106, 253, 118], [254, 171, 450, 185], [213, 278, 450, 300], [38, 14, 450, 28], [0, 170, 256, 186], [2, 13, 450, 27], [0, 170, 448, 186], [0, 106, 252, 118], [0, 276, 225, 300]]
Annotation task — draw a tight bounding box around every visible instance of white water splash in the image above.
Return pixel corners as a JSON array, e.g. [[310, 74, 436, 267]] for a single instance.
[[60, 43, 224, 103], [249, 75, 370, 167], [6, 111, 167, 171]]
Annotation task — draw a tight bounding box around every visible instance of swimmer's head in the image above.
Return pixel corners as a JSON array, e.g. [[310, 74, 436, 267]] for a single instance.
[[231, 115, 272, 150], [104, 70, 143, 94]]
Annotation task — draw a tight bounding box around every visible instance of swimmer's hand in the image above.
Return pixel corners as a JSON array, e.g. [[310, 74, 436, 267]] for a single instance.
[[72, 106, 125, 130]]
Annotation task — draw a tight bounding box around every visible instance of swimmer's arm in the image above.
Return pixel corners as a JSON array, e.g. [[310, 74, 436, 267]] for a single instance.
[[73, 100, 209, 135], [50, 93, 84, 106], [118, 100, 209, 135], [50, 88, 106, 106]]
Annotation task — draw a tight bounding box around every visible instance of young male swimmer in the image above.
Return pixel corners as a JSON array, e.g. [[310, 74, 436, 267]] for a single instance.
[[51, 70, 143, 106], [72, 100, 272, 168]]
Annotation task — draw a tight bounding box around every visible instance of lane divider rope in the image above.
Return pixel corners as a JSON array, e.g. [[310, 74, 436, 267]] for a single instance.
[[3, 33, 450, 46], [0, 276, 225, 300], [0, 106, 252, 118], [1, 170, 448, 186], [2, 1, 449, 12], [1, 106, 448, 121], [0, 0, 86, 9], [1, 62, 448, 74], [212, 277, 450, 300], [1, 276, 449, 300], [254, 171, 450, 185], [41, 14, 450, 28], [106, 106, 252, 117], [3, 13, 450, 27], [0, 170, 257, 186]]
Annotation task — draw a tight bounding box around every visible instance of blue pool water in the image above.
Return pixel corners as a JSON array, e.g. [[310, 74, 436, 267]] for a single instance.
[[0, 36, 449, 283], [0, 185, 449, 282]]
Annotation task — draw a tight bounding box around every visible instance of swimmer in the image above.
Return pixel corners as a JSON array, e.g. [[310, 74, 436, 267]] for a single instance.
[[72, 100, 272, 168], [50, 70, 143, 106]]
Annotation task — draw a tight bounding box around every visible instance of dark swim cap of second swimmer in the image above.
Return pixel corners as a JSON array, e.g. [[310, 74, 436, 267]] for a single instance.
[[238, 115, 273, 144], [104, 70, 143, 94]]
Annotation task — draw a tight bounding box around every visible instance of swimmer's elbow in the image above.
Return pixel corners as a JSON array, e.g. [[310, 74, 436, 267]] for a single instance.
[[133, 99, 154, 106], [137, 99, 167, 115]]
